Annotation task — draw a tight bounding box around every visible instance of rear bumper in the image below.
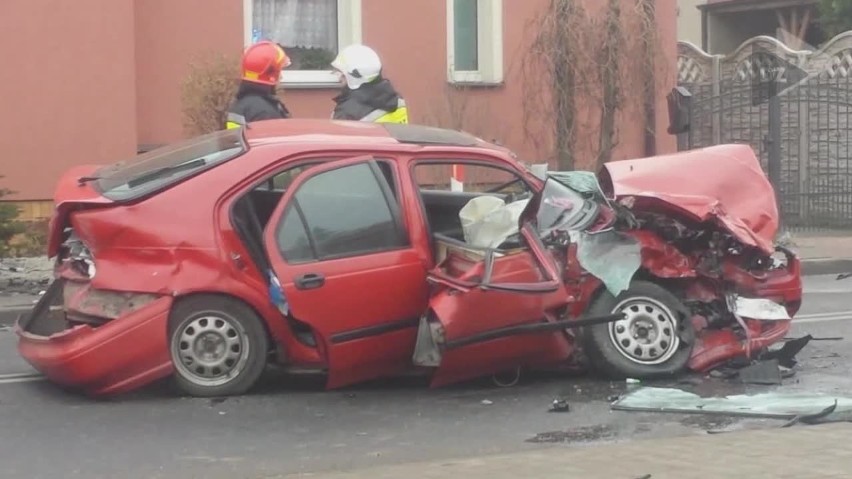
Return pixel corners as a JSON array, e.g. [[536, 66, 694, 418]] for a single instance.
[[15, 280, 174, 396]]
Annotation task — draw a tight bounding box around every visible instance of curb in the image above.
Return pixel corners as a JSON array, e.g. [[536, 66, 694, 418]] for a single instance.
[[0, 259, 849, 328]]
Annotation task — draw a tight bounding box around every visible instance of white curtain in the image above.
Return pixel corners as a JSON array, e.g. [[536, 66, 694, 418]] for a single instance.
[[252, 0, 337, 52]]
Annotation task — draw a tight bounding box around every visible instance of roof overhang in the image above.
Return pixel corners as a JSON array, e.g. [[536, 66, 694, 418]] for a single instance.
[[698, 0, 817, 13]]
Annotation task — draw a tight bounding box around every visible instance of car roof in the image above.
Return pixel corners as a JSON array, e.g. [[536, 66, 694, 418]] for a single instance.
[[242, 119, 485, 148]]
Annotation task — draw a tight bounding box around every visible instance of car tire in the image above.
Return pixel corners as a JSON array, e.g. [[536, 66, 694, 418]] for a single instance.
[[168, 295, 270, 397], [581, 280, 694, 379]]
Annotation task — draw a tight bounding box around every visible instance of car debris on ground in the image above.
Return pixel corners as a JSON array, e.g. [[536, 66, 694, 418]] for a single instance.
[[611, 386, 852, 426]]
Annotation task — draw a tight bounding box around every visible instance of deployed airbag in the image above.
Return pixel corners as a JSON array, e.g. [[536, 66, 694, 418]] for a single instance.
[[459, 196, 530, 248]]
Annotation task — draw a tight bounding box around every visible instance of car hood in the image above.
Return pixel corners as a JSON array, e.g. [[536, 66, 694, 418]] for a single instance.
[[597, 144, 779, 254]]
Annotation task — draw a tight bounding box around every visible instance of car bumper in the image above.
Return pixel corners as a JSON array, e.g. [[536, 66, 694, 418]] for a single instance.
[[15, 280, 174, 396], [689, 248, 803, 372]]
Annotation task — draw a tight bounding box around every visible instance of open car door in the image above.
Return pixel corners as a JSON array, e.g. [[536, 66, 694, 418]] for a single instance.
[[414, 176, 610, 387], [415, 223, 574, 387], [262, 155, 430, 389]]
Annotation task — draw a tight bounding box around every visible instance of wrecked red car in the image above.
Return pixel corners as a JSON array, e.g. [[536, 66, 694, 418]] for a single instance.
[[16, 119, 802, 397]]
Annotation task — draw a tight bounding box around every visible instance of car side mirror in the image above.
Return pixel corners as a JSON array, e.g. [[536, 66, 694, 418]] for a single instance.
[[666, 87, 692, 135]]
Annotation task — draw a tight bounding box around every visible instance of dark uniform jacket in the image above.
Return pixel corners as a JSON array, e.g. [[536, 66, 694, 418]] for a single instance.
[[226, 81, 290, 129], [331, 78, 408, 124]]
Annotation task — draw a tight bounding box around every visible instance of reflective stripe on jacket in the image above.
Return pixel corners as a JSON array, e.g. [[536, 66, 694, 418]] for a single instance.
[[226, 112, 247, 130], [360, 99, 409, 124], [331, 78, 408, 124]]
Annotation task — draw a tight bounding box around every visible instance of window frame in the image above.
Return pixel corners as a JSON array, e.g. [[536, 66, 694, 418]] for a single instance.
[[446, 0, 504, 85], [409, 156, 537, 248], [410, 157, 535, 196], [243, 0, 363, 89], [274, 159, 410, 264]]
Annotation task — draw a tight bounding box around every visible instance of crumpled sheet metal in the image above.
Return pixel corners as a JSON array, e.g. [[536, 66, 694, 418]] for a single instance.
[[599, 144, 779, 255], [573, 230, 642, 297], [612, 387, 852, 420], [728, 295, 791, 321]]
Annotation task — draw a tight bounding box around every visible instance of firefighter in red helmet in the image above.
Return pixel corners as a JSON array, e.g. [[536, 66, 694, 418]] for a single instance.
[[226, 41, 292, 129]]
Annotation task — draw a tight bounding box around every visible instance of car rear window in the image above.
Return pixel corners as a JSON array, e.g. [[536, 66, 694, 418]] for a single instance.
[[92, 129, 246, 201]]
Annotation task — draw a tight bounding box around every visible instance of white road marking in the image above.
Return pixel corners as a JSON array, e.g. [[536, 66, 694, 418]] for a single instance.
[[793, 311, 852, 324], [803, 289, 852, 294], [0, 372, 44, 385]]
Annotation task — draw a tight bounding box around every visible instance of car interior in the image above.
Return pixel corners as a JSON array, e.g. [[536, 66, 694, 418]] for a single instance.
[[233, 161, 532, 259], [227, 159, 538, 345]]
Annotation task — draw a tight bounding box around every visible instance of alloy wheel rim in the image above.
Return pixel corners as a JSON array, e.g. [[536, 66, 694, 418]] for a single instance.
[[171, 313, 250, 387], [608, 296, 680, 366]]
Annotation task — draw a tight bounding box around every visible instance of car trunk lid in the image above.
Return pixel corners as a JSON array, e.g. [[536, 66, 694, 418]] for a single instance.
[[47, 165, 115, 258]]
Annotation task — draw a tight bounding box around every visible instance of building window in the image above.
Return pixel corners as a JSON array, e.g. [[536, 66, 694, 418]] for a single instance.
[[244, 0, 362, 88], [446, 0, 503, 85]]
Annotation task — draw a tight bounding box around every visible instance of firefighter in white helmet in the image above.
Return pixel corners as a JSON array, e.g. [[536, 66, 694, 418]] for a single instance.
[[329, 44, 408, 124]]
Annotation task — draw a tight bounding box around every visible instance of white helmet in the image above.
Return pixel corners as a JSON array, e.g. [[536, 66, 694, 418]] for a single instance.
[[331, 44, 382, 90]]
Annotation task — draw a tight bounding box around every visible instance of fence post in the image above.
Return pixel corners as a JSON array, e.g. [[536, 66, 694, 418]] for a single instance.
[[797, 81, 810, 224], [767, 80, 784, 229]]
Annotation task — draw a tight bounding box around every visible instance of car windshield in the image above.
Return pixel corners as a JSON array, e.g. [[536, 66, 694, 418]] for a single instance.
[[92, 129, 246, 201], [535, 176, 595, 236]]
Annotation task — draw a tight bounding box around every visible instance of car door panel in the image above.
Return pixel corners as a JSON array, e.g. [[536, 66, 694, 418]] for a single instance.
[[262, 156, 429, 389], [281, 250, 428, 388], [420, 224, 574, 387]]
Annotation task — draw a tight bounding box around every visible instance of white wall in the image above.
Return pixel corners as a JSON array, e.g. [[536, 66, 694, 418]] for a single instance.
[[677, 0, 703, 47]]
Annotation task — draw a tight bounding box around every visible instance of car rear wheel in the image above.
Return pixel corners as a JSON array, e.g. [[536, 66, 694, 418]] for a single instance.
[[168, 295, 269, 397], [581, 280, 694, 379]]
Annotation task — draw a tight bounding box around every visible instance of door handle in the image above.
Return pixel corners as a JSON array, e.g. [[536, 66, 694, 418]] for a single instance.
[[294, 273, 325, 290]]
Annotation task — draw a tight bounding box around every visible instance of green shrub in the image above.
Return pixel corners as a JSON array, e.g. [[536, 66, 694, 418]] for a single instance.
[[0, 178, 25, 258], [819, 0, 852, 38]]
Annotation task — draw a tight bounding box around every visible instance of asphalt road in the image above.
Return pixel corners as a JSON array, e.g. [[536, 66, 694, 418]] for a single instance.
[[1, 274, 851, 479]]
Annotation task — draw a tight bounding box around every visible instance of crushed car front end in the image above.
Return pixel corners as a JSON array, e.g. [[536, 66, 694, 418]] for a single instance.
[[568, 143, 803, 375]]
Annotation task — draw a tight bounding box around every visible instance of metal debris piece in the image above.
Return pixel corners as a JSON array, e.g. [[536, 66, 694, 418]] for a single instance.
[[738, 359, 782, 385], [549, 398, 570, 413], [781, 400, 838, 428], [729, 295, 791, 321], [762, 334, 812, 368]]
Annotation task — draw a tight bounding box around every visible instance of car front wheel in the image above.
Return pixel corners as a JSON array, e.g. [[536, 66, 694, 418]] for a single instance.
[[581, 280, 695, 379], [168, 295, 269, 397]]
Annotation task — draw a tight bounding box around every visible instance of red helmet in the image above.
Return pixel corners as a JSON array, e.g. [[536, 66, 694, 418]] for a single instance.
[[241, 41, 291, 86]]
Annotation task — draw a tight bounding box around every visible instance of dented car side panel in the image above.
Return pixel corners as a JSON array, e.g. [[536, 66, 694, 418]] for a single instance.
[[424, 225, 575, 387]]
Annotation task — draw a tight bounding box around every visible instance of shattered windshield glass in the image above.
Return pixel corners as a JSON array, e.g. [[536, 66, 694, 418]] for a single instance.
[[535, 177, 600, 237]]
